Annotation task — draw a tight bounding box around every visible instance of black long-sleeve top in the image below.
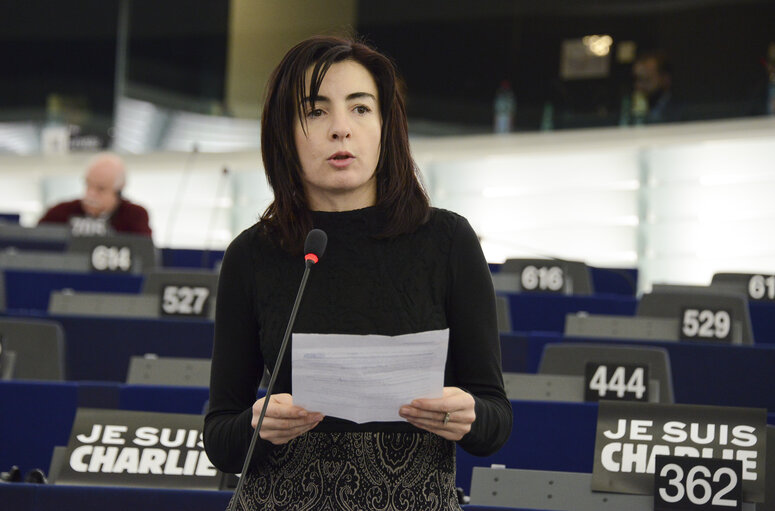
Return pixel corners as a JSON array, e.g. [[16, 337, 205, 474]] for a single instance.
[[204, 206, 512, 474]]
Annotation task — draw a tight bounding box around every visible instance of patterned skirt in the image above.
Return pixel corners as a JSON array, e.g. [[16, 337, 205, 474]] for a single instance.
[[230, 431, 461, 511]]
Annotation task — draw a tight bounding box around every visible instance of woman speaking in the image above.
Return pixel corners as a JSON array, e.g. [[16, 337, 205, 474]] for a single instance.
[[204, 35, 512, 510]]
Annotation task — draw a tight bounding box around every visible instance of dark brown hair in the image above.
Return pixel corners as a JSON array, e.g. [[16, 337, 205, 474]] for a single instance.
[[259, 35, 429, 254]]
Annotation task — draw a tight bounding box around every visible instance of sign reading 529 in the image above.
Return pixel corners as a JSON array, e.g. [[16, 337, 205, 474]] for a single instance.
[[680, 308, 732, 343]]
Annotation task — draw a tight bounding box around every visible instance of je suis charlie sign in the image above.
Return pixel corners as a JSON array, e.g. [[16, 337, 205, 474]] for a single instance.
[[591, 401, 767, 503], [56, 408, 222, 490]]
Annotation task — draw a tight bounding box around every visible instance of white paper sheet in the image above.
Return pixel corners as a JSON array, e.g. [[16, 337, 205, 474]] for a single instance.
[[291, 329, 449, 424]]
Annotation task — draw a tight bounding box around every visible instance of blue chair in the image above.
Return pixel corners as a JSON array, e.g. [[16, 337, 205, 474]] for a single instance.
[[0, 317, 66, 380], [2, 313, 213, 382], [455, 400, 598, 495], [527, 332, 775, 412], [0, 380, 78, 474], [500, 292, 637, 334], [3, 270, 142, 312]]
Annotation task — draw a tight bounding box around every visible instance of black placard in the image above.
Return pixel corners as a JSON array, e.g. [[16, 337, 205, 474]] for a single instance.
[[90, 245, 133, 273], [591, 402, 766, 502], [584, 362, 649, 402], [654, 455, 743, 511], [159, 285, 210, 318], [746, 275, 775, 301], [69, 216, 108, 237], [56, 408, 221, 489], [679, 308, 733, 343], [520, 264, 567, 293]]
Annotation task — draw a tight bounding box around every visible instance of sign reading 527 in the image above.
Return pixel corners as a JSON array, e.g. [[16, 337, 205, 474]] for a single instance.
[[160, 286, 210, 317]]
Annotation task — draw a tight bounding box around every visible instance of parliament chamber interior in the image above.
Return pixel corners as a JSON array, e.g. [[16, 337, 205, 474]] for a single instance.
[[2, 1, 775, 510]]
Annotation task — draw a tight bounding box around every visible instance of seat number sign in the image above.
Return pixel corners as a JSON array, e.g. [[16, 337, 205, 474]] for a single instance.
[[90, 245, 132, 273], [70, 216, 107, 236], [584, 362, 649, 402], [747, 275, 775, 301], [160, 285, 210, 317], [655, 455, 742, 510], [680, 308, 732, 342], [520, 265, 565, 293]]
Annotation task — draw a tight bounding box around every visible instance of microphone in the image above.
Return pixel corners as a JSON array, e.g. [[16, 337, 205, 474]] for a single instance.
[[303, 228, 327, 266], [227, 229, 327, 511]]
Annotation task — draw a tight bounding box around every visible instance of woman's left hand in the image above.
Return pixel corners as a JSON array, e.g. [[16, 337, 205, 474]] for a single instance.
[[399, 387, 475, 441]]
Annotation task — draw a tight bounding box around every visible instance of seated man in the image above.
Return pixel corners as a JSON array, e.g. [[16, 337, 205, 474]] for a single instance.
[[39, 153, 152, 237]]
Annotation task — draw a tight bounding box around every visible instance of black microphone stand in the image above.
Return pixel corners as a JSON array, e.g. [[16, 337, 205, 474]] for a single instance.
[[227, 254, 319, 511]]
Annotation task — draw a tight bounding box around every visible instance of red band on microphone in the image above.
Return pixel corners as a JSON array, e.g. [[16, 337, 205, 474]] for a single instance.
[[305, 253, 319, 264]]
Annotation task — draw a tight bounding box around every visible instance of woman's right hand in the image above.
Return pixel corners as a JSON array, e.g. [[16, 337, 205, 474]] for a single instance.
[[251, 393, 324, 445]]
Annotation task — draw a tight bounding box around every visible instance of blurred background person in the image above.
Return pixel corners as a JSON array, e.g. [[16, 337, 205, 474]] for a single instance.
[[631, 50, 683, 124], [38, 152, 152, 237]]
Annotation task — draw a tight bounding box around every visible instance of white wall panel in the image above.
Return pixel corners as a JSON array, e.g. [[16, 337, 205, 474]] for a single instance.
[[640, 133, 775, 291], [2, 117, 775, 293]]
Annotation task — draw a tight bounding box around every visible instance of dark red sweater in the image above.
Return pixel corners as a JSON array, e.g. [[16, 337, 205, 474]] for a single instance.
[[39, 198, 152, 237]]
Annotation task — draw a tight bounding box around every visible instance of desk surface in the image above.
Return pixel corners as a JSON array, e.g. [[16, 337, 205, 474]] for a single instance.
[[0, 483, 231, 511], [0, 483, 554, 511]]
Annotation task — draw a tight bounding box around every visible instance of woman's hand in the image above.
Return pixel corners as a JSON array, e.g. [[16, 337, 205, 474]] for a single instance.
[[398, 387, 475, 441], [251, 393, 324, 445]]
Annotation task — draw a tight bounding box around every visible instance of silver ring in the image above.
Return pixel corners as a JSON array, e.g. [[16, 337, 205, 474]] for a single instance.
[[443, 412, 451, 426]]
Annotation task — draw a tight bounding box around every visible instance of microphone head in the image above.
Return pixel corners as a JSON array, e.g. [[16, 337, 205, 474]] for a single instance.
[[304, 229, 327, 265]]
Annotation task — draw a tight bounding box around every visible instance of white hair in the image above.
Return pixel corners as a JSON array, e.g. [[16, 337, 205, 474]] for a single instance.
[[86, 152, 126, 191]]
